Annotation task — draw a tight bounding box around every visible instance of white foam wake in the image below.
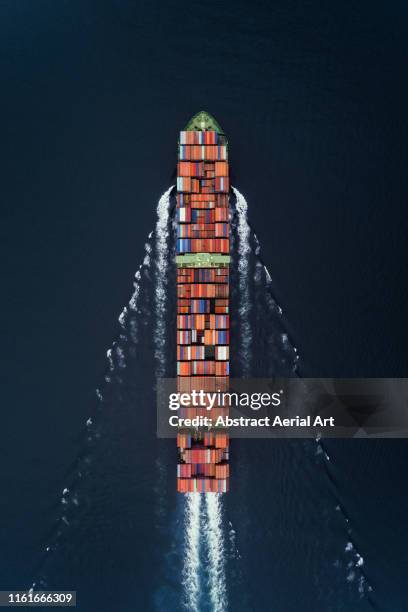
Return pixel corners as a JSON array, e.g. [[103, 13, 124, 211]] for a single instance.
[[205, 494, 227, 612], [232, 186, 252, 376], [182, 493, 202, 612], [154, 186, 173, 377], [32, 191, 176, 593], [107, 226, 156, 370]]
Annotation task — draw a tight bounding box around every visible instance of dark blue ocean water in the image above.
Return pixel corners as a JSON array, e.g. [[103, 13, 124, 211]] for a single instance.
[[1, 1, 408, 610]]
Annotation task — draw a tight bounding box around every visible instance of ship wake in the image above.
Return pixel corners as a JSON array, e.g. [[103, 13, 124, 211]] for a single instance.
[[182, 494, 227, 612], [31, 186, 303, 611], [29, 188, 176, 599], [182, 494, 202, 612], [229, 186, 299, 378], [204, 494, 227, 612]]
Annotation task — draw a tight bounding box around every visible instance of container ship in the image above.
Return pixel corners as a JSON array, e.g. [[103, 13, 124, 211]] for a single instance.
[[176, 111, 230, 494]]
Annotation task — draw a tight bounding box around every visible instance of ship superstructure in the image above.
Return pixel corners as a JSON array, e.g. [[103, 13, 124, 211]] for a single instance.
[[176, 111, 230, 493]]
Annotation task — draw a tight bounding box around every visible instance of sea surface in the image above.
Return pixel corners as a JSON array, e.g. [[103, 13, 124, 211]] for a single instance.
[[1, 2, 408, 611]]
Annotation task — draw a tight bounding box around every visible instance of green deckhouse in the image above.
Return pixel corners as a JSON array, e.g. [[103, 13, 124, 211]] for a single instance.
[[184, 110, 225, 135]]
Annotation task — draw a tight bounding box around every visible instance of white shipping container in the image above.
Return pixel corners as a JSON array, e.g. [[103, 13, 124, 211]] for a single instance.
[[216, 346, 229, 360]]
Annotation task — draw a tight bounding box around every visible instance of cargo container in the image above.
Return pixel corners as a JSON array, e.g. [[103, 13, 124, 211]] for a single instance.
[[176, 111, 230, 493]]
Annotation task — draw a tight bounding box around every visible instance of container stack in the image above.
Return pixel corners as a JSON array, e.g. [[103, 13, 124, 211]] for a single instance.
[[176, 119, 230, 494]]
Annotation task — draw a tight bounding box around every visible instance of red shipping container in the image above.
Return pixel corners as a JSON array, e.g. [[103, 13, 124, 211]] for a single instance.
[[215, 208, 229, 222]]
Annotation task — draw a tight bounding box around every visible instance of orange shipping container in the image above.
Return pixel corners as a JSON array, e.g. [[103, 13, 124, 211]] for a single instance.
[[215, 464, 229, 479], [215, 433, 229, 449], [215, 161, 229, 176]]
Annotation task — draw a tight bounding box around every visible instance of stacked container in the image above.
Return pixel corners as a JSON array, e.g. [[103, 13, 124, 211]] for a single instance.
[[176, 120, 230, 494]]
